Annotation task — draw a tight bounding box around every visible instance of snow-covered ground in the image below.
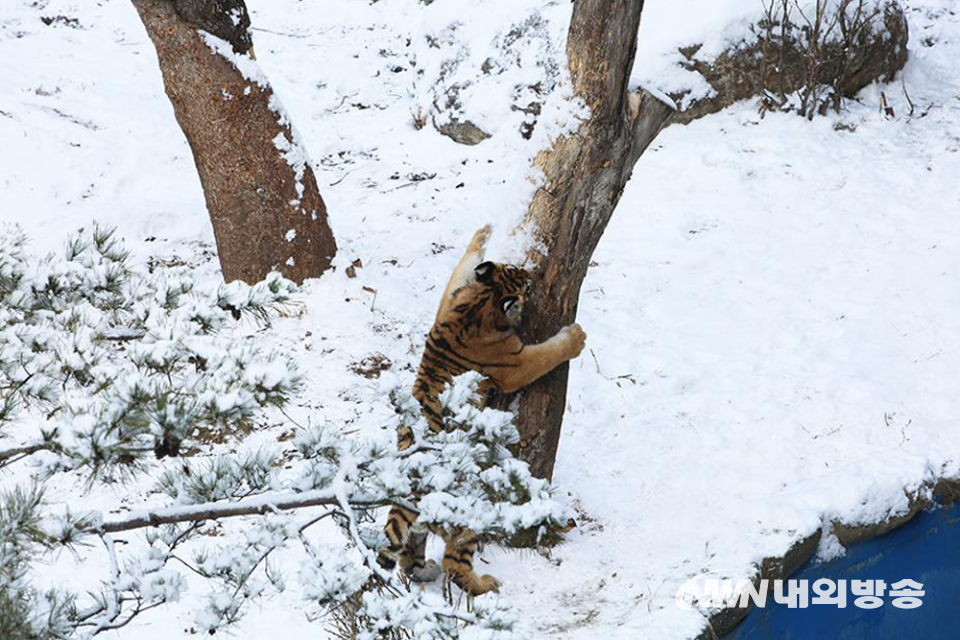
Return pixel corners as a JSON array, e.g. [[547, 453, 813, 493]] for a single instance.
[[2, 0, 959, 637]]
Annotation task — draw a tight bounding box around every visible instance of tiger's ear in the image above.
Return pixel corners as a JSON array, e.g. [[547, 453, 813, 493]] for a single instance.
[[474, 261, 494, 283]]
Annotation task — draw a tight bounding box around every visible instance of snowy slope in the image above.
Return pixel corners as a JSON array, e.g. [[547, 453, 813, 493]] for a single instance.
[[2, 0, 959, 638]]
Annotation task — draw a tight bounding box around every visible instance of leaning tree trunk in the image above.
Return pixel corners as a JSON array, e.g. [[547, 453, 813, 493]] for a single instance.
[[506, 0, 674, 480], [132, 0, 336, 284]]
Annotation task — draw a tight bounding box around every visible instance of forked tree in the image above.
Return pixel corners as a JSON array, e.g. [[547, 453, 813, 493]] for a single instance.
[[131, 0, 337, 284], [132, 0, 667, 478], [504, 0, 674, 480]]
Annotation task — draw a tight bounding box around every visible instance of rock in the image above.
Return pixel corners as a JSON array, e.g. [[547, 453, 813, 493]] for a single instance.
[[671, 0, 909, 124], [427, 13, 558, 145], [432, 82, 492, 145], [434, 118, 491, 145]]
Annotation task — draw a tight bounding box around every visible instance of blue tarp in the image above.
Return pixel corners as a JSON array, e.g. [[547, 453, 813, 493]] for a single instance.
[[729, 502, 960, 639]]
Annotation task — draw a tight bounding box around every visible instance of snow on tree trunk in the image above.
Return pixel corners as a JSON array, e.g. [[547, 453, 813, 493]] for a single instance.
[[132, 0, 337, 284], [504, 0, 674, 480]]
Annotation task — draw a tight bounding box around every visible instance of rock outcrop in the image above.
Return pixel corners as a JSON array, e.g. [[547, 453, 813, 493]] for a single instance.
[[672, 0, 909, 123]]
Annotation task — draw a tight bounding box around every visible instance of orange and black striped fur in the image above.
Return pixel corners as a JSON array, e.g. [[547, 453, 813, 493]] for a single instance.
[[378, 225, 587, 595]]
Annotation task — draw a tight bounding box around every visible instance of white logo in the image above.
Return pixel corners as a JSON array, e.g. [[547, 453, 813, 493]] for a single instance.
[[675, 570, 766, 610], [675, 573, 924, 610]]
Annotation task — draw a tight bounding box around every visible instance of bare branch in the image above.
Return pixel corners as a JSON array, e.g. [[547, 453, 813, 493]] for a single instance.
[[626, 87, 676, 168]]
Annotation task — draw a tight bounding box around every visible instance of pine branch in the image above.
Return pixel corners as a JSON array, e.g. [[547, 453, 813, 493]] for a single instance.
[[0, 442, 52, 465], [89, 490, 401, 534]]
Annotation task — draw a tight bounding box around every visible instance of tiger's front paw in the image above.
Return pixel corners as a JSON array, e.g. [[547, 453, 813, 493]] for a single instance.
[[559, 323, 587, 359]]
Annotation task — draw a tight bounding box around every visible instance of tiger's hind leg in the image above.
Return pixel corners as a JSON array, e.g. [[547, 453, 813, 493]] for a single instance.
[[378, 506, 441, 582], [402, 530, 441, 583], [442, 529, 499, 595], [377, 505, 415, 571]]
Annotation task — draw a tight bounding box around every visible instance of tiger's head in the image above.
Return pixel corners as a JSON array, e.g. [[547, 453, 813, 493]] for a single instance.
[[473, 261, 531, 331]]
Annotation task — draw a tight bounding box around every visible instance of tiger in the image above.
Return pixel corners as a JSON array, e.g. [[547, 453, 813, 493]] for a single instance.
[[377, 224, 587, 595]]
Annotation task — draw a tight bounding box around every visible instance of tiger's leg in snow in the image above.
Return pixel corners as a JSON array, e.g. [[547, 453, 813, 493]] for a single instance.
[[402, 529, 440, 582], [442, 529, 499, 595], [378, 506, 441, 582], [377, 505, 415, 571]]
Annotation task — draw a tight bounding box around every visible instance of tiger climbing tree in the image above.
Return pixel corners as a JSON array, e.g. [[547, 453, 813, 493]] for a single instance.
[[504, 0, 674, 480], [131, 0, 337, 284]]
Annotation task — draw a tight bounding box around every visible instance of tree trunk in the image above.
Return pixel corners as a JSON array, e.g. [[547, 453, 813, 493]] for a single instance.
[[507, 0, 674, 480], [132, 0, 336, 284]]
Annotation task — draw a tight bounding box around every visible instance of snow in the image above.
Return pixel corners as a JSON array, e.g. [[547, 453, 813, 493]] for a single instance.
[[815, 527, 847, 563], [634, 0, 758, 102], [2, 0, 960, 638], [199, 30, 270, 89]]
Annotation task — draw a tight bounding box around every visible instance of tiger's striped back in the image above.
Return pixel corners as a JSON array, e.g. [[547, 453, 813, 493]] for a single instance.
[[399, 262, 530, 449]]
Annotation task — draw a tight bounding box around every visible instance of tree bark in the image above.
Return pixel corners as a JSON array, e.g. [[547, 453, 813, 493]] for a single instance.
[[506, 0, 674, 480], [132, 0, 336, 284]]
